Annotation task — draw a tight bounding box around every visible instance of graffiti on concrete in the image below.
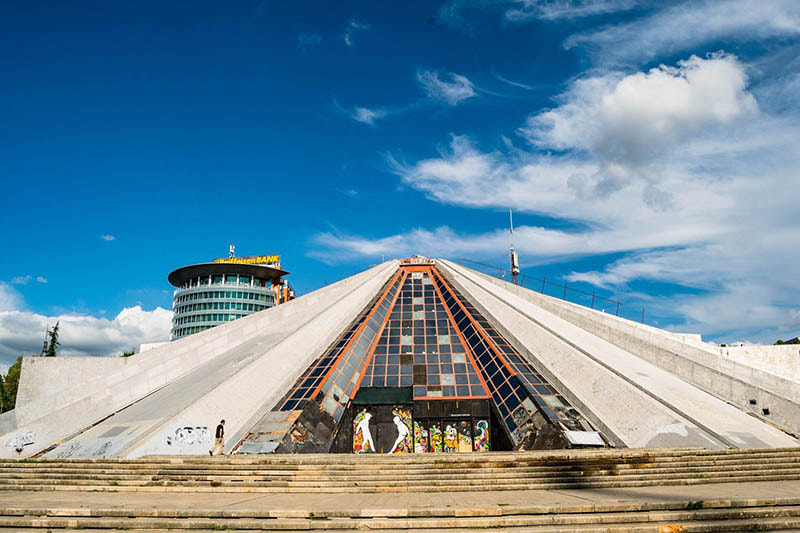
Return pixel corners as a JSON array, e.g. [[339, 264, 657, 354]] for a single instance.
[[5, 431, 35, 448], [166, 426, 210, 446]]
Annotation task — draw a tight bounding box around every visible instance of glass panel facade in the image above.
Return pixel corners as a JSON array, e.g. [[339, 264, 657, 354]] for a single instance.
[[361, 271, 488, 399]]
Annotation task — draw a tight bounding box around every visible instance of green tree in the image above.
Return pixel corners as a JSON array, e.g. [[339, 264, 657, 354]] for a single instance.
[[2, 357, 22, 413], [45, 321, 60, 357], [121, 349, 135, 357], [0, 374, 8, 413]]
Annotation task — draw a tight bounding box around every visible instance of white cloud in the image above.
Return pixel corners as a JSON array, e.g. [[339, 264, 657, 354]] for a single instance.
[[0, 284, 24, 312], [313, 53, 800, 342], [417, 69, 477, 106], [297, 32, 322, 52], [353, 106, 388, 125], [492, 68, 535, 90], [565, 0, 800, 65], [521, 53, 757, 166], [506, 0, 637, 21], [439, 0, 635, 29], [343, 19, 370, 47], [9, 275, 47, 286], [100, 234, 115, 241], [0, 306, 172, 364]]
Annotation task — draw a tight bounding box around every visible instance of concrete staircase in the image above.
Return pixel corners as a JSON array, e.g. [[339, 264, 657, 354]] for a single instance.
[[0, 447, 799, 494], [1, 495, 800, 531]]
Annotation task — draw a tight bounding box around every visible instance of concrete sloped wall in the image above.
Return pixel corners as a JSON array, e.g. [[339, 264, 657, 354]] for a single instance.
[[0, 261, 397, 459], [438, 260, 799, 449], [16, 357, 129, 417], [457, 263, 800, 437], [720, 345, 800, 384]]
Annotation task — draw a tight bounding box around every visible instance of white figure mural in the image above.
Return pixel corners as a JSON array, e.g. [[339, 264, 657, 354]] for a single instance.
[[389, 413, 410, 454], [353, 410, 375, 453]]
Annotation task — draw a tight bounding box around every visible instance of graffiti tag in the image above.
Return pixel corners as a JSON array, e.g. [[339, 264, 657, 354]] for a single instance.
[[5, 431, 35, 448], [166, 426, 210, 446]]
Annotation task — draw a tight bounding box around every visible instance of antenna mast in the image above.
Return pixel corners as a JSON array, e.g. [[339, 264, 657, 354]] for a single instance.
[[509, 210, 520, 284]]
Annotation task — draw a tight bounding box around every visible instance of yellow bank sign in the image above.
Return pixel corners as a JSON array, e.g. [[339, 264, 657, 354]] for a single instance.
[[213, 254, 280, 266]]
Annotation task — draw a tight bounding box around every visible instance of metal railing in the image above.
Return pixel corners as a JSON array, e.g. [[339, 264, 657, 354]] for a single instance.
[[458, 258, 646, 324]]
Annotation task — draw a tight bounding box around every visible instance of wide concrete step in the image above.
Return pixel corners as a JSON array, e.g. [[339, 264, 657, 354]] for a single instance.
[[3, 459, 800, 484], [3, 473, 800, 493], [7, 446, 800, 467], [0, 466, 798, 489], [1, 500, 800, 531]]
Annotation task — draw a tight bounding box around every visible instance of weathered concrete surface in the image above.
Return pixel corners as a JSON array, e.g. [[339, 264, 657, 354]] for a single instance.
[[37, 260, 398, 459], [721, 344, 800, 384], [0, 478, 797, 512], [457, 263, 800, 437], [439, 259, 799, 449], [15, 357, 128, 418], [0, 261, 397, 459]]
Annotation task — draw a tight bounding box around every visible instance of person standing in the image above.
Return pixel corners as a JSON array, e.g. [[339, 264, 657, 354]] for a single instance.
[[209, 419, 225, 456]]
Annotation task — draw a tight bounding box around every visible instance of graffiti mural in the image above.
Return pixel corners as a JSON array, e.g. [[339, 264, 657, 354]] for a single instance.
[[458, 421, 473, 452], [353, 409, 375, 453], [473, 419, 490, 452], [166, 426, 210, 446], [414, 421, 429, 453], [429, 422, 443, 452], [444, 423, 458, 452], [389, 407, 412, 454]]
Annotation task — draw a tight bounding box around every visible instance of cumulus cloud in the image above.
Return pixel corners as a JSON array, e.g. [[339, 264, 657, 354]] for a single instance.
[[343, 19, 370, 47], [312, 53, 800, 341], [565, 0, 800, 65], [417, 69, 477, 106], [0, 306, 172, 364], [297, 32, 322, 52], [35, 276, 47, 284], [521, 53, 757, 166], [100, 234, 115, 241]]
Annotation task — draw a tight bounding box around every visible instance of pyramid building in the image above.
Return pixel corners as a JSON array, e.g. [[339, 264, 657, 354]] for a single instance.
[[1, 257, 797, 458]]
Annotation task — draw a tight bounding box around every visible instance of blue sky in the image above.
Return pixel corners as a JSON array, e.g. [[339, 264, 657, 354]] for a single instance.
[[1, 0, 799, 365]]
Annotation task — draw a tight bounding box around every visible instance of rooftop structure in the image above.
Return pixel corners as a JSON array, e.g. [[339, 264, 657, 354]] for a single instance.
[[168, 252, 293, 340], [0, 257, 798, 459]]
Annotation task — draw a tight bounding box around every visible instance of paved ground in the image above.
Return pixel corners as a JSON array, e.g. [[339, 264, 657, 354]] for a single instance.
[[0, 480, 798, 516]]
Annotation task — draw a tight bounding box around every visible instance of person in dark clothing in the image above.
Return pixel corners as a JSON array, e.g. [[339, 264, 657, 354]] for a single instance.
[[209, 419, 225, 456]]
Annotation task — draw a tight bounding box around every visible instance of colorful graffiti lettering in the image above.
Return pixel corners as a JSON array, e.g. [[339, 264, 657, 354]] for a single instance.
[[353, 409, 375, 453], [414, 421, 428, 453], [429, 423, 443, 452], [473, 420, 490, 452], [457, 421, 473, 452], [444, 424, 458, 452], [390, 407, 413, 454]]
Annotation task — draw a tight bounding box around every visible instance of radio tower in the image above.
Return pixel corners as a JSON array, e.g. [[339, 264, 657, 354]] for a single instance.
[[509, 210, 520, 284]]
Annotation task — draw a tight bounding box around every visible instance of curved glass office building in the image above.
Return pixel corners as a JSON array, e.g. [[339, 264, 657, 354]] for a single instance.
[[168, 254, 293, 340]]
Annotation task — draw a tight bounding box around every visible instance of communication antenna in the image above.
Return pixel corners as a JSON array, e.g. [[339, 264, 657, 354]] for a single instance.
[[229, 244, 235, 258], [509, 210, 520, 284]]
